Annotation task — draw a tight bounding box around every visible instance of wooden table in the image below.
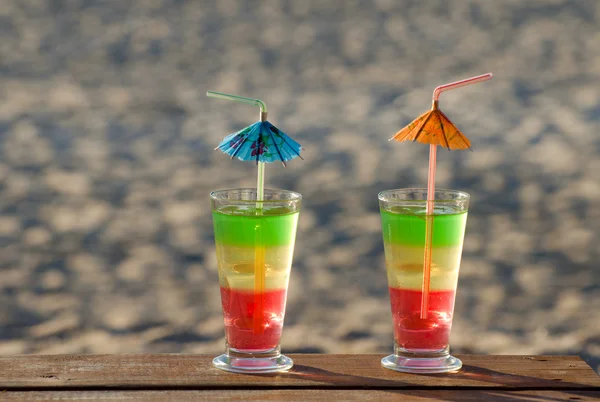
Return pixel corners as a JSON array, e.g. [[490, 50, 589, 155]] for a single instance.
[[0, 354, 598, 400]]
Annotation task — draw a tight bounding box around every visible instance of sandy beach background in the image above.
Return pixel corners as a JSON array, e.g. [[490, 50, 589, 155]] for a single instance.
[[0, 1, 598, 373]]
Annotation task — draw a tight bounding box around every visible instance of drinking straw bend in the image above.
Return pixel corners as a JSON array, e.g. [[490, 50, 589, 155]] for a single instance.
[[206, 91, 268, 115], [432, 73, 493, 101]]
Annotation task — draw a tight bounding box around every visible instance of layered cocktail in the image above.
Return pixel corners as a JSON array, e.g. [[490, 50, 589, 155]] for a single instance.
[[211, 188, 300, 373], [379, 189, 468, 373]]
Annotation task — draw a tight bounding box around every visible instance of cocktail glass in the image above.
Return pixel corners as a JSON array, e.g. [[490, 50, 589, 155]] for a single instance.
[[211, 188, 301, 373], [379, 188, 469, 373]]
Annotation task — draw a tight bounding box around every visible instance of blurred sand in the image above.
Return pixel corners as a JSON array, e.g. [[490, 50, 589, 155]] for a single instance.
[[0, 0, 598, 372]]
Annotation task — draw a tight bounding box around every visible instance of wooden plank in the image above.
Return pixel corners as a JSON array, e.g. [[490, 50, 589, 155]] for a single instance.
[[0, 354, 597, 389], [0, 389, 599, 401]]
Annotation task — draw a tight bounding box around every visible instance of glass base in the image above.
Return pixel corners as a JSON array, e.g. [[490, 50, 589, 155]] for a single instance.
[[212, 350, 293, 374], [381, 353, 462, 374]]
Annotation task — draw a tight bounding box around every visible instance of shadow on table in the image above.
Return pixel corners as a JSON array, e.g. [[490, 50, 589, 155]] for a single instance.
[[252, 363, 596, 402]]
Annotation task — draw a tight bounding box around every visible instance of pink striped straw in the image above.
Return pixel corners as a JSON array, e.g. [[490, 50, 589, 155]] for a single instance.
[[421, 73, 492, 319]]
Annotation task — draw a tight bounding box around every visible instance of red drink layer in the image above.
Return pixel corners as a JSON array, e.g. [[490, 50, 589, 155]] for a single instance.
[[389, 287, 455, 351], [220, 287, 287, 351]]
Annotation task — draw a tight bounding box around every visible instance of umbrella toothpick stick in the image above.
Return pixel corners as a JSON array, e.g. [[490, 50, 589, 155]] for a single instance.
[[419, 73, 493, 319], [207, 90, 269, 334]]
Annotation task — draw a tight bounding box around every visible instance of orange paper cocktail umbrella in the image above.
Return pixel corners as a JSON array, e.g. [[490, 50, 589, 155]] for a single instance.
[[391, 99, 471, 150]]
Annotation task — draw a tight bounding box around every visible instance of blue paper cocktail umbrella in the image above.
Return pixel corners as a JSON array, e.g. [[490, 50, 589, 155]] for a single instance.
[[207, 91, 303, 200], [216, 119, 303, 166]]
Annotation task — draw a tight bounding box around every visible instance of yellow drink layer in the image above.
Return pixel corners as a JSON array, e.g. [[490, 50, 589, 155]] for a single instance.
[[384, 244, 462, 290], [215, 244, 294, 290]]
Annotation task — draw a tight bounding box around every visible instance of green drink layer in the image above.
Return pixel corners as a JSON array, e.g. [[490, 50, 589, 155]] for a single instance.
[[213, 206, 299, 247], [381, 206, 467, 247]]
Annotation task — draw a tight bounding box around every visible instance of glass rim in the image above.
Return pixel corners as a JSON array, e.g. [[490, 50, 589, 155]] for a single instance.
[[378, 188, 470, 203], [210, 188, 303, 203]]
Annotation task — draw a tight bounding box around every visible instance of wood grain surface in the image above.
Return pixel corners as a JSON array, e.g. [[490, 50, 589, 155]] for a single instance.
[[0, 354, 597, 390], [0, 389, 599, 401]]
